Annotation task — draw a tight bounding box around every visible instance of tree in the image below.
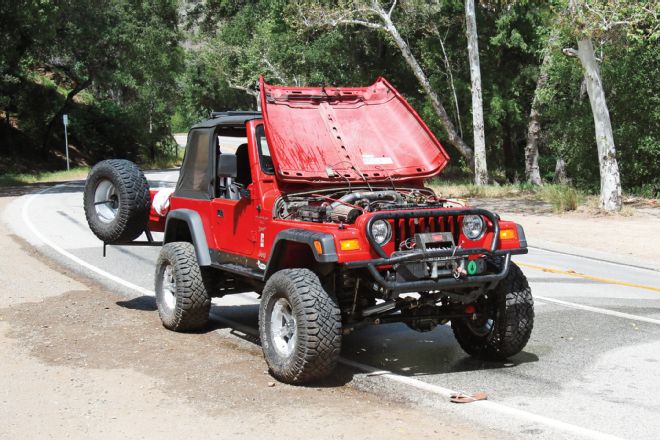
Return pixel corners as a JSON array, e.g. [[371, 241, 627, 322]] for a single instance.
[[36, 0, 183, 159], [299, 0, 474, 162], [524, 32, 558, 186], [465, 0, 487, 184], [561, 0, 637, 210]]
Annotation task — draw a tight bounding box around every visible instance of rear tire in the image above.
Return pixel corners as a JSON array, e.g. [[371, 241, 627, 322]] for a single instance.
[[155, 242, 211, 332], [83, 159, 150, 243], [452, 261, 534, 360], [259, 269, 342, 384]]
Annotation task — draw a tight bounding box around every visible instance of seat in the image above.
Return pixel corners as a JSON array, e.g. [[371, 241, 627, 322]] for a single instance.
[[235, 143, 252, 187], [217, 153, 240, 200]]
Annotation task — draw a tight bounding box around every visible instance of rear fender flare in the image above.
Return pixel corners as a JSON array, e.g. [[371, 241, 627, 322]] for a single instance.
[[164, 209, 212, 266]]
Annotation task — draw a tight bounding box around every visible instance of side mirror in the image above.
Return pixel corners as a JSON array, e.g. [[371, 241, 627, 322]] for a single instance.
[[217, 154, 237, 178]]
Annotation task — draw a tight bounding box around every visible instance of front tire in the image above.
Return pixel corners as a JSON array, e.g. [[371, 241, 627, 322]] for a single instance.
[[155, 242, 211, 332], [452, 261, 534, 360], [259, 269, 342, 384]]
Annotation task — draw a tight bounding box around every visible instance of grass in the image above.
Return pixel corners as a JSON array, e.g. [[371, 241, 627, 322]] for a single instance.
[[0, 166, 90, 187], [429, 181, 537, 199], [0, 148, 183, 188], [428, 179, 584, 212], [140, 147, 185, 171], [538, 185, 580, 212]]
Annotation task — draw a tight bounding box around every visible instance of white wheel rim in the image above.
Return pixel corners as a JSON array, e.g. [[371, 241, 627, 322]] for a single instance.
[[270, 298, 297, 358], [94, 179, 119, 223], [161, 264, 176, 311]]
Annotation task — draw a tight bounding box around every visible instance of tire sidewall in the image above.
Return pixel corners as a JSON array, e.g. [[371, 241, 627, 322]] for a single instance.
[[452, 262, 534, 359], [83, 164, 123, 238], [155, 244, 179, 329], [259, 277, 301, 373]]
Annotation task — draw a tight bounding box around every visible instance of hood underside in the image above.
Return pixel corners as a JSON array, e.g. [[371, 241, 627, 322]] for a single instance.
[[260, 76, 449, 184]]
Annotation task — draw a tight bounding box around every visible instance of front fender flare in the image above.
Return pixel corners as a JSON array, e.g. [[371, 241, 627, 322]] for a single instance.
[[265, 229, 337, 278]]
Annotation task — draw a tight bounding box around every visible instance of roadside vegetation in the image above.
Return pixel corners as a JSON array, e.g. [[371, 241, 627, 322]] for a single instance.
[[0, 167, 90, 187], [1, 1, 657, 211], [429, 179, 583, 212]]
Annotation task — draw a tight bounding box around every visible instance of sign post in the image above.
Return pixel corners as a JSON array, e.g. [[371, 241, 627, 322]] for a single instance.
[[63, 114, 70, 171]]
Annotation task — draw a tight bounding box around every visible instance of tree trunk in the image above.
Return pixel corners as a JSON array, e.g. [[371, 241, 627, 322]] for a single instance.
[[554, 158, 569, 184], [41, 80, 90, 158], [524, 59, 552, 186], [148, 105, 156, 162], [465, 0, 488, 185], [575, 38, 622, 211], [503, 119, 516, 183], [524, 105, 543, 185], [378, 10, 474, 162]]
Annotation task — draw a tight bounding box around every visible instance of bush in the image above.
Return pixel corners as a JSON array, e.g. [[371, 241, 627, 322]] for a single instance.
[[539, 185, 580, 212]]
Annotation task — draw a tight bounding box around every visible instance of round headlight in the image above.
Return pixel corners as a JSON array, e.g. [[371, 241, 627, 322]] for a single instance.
[[371, 219, 392, 245], [462, 215, 485, 240]]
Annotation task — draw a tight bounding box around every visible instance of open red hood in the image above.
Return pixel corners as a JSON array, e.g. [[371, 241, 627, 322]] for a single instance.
[[260, 76, 449, 184]]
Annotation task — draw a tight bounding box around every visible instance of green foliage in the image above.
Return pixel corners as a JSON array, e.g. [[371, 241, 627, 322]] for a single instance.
[[539, 11, 659, 192], [539, 184, 580, 212], [1, 0, 184, 171], [1, 0, 657, 197]]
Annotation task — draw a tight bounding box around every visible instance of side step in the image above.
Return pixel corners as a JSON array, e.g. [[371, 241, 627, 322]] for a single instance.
[[214, 262, 265, 281]]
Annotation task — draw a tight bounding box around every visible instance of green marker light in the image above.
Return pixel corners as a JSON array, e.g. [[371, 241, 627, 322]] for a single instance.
[[467, 260, 478, 275]]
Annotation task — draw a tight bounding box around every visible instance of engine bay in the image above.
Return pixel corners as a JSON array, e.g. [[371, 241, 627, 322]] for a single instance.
[[273, 186, 456, 224]]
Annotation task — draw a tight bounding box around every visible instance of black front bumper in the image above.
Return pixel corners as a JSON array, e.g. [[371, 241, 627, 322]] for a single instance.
[[345, 207, 527, 294], [344, 248, 527, 294]]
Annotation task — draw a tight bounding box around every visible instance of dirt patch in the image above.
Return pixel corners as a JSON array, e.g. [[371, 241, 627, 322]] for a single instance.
[[0, 280, 496, 439]]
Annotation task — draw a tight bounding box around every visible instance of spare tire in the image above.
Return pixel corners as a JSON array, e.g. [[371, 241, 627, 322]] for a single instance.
[[83, 159, 151, 243]]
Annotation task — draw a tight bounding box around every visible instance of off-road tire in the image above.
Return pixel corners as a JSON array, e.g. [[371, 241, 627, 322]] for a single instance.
[[155, 242, 211, 332], [83, 159, 150, 243], [259, 269, 342, 384], [452, 260, 534, 360]]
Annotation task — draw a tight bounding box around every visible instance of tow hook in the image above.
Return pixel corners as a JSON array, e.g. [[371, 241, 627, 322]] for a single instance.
[[452, 259, 468, 279]]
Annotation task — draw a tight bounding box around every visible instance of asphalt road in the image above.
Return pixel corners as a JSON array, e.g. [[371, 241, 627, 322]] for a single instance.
[[5, 170, 660, 440]]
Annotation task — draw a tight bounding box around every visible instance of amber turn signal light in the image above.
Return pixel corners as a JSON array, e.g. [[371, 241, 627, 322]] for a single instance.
[[313, 240, 323, 254], [339, 239, 361, 251], [499, 229, 516, 240]]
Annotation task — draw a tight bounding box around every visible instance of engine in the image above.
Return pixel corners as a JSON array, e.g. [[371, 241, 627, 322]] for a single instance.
[[274, 187, 448, 224]]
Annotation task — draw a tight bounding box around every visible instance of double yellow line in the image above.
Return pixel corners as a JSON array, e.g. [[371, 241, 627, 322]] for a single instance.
[[518, 262, 660, 293]]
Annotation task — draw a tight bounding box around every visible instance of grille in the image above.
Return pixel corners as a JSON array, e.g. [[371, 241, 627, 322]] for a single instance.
[[392, 215, 460, 251], [366, 208, 498, 259]]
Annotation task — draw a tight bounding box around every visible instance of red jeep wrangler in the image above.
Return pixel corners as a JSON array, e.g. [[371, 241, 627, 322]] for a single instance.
[[84, 77, 533, 384]]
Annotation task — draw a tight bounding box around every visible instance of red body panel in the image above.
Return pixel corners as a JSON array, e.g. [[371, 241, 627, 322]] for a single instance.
[[162, 93, 525, 268], [260, 76, 449, 184], [147, 189, 166, 233]]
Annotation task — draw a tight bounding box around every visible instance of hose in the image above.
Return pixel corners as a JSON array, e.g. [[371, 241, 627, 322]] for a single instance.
[[329, 190, 403, 210]]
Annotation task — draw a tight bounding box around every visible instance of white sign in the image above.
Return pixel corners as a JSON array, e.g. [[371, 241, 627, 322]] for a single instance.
[[362, 154, 393, 165], [63, 114, 69, 125]]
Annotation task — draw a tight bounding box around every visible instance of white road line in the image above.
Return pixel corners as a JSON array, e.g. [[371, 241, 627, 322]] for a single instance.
[[14, 183, 633, 440], [536, 295, 660, 325], [209, 312, 624, 440], [21, 185, 153, 297]]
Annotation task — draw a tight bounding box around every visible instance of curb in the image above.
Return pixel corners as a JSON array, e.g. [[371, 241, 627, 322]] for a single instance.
[[529, 239, 660, 272]]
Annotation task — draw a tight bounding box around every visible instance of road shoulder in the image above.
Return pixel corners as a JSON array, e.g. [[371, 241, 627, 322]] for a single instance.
[[502, 212, 660, 271]]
